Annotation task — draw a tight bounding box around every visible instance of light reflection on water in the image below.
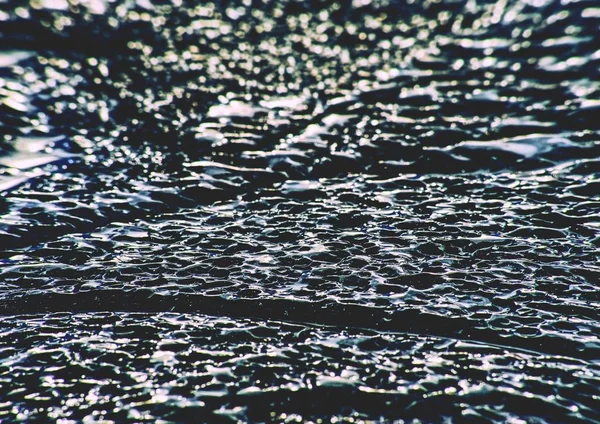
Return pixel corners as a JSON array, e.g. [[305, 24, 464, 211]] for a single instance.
[[1, 0, 600, 422]]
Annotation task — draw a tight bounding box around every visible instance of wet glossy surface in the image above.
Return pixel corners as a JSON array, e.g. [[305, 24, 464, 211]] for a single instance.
[[2, 313, 600, 422], [1, 0, 600, 421]]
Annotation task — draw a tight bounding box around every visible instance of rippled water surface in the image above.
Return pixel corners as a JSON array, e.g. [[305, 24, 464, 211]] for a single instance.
[[1, 0, 600, 421]]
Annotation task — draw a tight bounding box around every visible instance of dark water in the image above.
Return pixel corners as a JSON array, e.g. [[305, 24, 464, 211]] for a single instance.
[[1, 0, 600, 421]]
